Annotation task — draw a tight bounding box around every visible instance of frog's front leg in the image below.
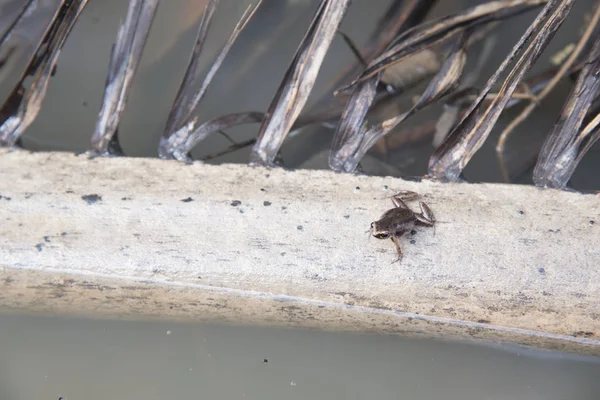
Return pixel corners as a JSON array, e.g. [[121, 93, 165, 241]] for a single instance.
[[390, 235, 404, 263]]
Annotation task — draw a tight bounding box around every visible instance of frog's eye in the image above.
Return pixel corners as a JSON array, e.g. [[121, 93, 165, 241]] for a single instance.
[[374, 233, 389, 240], [370, 222, 374, 228]]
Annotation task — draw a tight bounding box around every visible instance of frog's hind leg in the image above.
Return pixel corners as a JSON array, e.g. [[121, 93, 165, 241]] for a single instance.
[[391, 196, 409, 209], [390, 236, 404, 263], [415, 201, 436, 235], [415, 201, 435, 225], [390, 190, 420, 208], [381, 190, 417, 204]]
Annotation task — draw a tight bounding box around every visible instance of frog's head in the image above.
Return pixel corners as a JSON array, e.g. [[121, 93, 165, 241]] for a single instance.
[[369, 221, 390, 240]]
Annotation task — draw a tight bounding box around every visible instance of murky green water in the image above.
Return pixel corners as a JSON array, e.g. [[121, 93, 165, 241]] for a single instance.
[[1, 314, 599, 400]]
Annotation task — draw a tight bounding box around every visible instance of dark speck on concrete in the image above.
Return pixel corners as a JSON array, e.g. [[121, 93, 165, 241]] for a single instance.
[[181, 197, 193, 203], [344, 215, 350, 219], [239, 210, 244, 214], [35, 243, 45, 252], [260, 188, 266, 192], [263, 359, 268, 364], [478, 319, 491, 324], [121, 197, 131, 201], [410, 230, 417, 235], [574, 331, 595, 337], [410, 239, 416, 245], [355, 186, 360, 191], [43, 236, 51, 243], [61, 232, 68, 236], [297, 225, 303, 231], [590, 220, 595, 226], [383, 185, 388, 190], [518, 210, 524, 215], [281, 206, 287, 210], [82, 194, 102, 204], [231, 200, 242, 207], [263, 201, 272, 206], [66, 190, 75, 194], [538, 267, 546, 274]]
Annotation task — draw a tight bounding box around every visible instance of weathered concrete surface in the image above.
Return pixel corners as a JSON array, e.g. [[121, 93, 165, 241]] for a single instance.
[[0, 149, 598, 355]]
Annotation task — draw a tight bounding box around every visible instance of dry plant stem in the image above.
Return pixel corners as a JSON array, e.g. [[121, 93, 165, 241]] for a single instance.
[[328, 75, 381, 171], [338, 28, 443, 94], [577, 113, 600, 159], [250, 0, 351, 167], [160, 1, 262, 160], [0, 0, 34, 47], [364, 31, 469, 149], [533, 33, 600, 188], [173, 98, 397, 162], [330, 29, 470, 173], [429, 0, 574, 181], [337, 31, 368, 67], [342, 22, 497, 158], [383, 63, 583, 158], [163, 112, 263, 162], [573, 117, 600, 175], [308, 0, 437, 114], [89, 0, 159, 156], [253, 61, 575, 163], [185, 3, 261, 128], [496, 0, 600, 183], [432, 29, 498, 148], [201, 138, 256, 161], [337, 0, 547, 93], [0, 0, 88, 147], [162, 0, 218, 141], [282, 0, 436, 169]]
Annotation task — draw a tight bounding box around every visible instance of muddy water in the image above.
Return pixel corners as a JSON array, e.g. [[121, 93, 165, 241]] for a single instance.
[[0, 314, 599, 400]]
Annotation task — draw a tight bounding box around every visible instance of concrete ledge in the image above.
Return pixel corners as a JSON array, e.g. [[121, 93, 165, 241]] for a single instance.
[[0, 149, 598, 355]]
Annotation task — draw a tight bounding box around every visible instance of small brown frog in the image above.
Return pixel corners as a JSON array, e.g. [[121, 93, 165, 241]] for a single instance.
[[369, 191, 435, 263]]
